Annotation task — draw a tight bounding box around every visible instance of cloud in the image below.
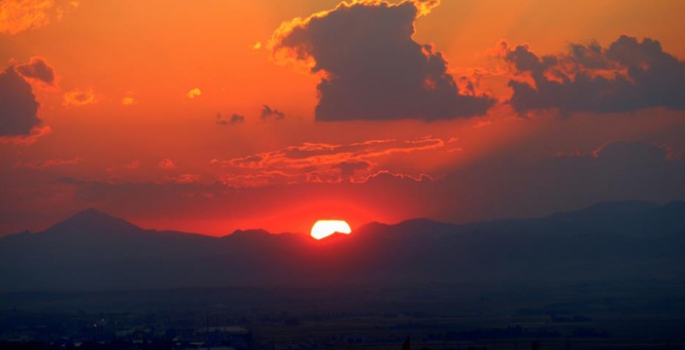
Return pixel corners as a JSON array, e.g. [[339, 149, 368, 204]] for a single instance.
[[14, 57, 58, 87], [413, 0, 440, 16], [429, 140, 685, 223], [63, 88, 95, 107], [172, 174, 202, 184], [473, 120, 492, 129], [504, 35, 685, 115], [106, 160, 141, 174], [0, 0, 80, 35], [14, 157, 83, 169], [187, 88, 202, 99], [213, 137, 444, 186], [230, 114, 245, 124], [0, 125, 51, 145], [122, 160, 140, 170], [590, 140, 671, 161], [260, 105, 285, 121], [270, 0, 495, 121], [531, 140, 685, 206], [216, 113, 245, 125], [158, 158, 176, 170], [0, 67, 41, 137], [334, 161, 373, 177]]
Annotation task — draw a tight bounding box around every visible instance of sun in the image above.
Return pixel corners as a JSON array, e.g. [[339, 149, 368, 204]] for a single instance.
[[311, 220, 352, 240]]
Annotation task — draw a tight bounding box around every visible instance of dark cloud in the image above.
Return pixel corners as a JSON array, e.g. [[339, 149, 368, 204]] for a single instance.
[[0, 125, 51, 146], [431, 140, 685, 223], [216, 113, 245, 125], [505, 35, 685, 115], [270, 0, 495, 121], [260, 105, 285, 121], [14, 157, 83, 170], [15, 57, 57, 86], [592, 140, 670, 164], [528, 141, 685, 210], [0, 67, 41, 137], [334, 161, 373, 177], [230, 114, 245, 124]]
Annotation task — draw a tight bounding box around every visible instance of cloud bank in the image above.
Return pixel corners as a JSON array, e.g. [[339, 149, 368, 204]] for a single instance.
[[504, 35, 685, 115]]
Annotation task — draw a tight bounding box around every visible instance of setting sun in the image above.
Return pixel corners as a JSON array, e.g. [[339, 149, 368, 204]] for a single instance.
[[311, 220, 352, 240]]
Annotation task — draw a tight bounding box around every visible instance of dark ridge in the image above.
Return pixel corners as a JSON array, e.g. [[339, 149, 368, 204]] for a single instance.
[[1, 201, 684, 291], [43, 208, 142, 235], [222, 229, 271, 239], [578, 200, 660, 214]]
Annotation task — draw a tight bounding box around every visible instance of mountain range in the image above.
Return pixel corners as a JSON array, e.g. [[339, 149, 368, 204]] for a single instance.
[[1, 201, 684, 291]]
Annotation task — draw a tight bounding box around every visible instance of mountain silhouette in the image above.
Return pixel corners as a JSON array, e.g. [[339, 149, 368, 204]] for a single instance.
[[0, 201, 684, 291], [41, 208, 147, 242]]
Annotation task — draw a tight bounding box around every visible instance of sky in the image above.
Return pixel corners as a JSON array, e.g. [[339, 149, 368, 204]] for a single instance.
[[1, 0, 684, 236]]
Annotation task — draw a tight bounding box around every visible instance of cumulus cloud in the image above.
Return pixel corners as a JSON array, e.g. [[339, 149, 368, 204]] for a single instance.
[[14, 57, 58, 87], [504, 35, 685, 115], [63, 88, 95, 107], [270, 0, 495, 121], [260, 105, 285, 121], [0, 0, 80, 35], [212, 137, 444, 186], [216, 113, 245, 125], [0, 66, 41, 137]]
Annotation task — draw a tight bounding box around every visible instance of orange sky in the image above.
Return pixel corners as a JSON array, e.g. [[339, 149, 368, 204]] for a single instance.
[[1, 0, 685, 236]]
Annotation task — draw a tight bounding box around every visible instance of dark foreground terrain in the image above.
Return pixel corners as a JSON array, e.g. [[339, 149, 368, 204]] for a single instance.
[[1, 282, 684, 350], [1, 201, 684, 349]]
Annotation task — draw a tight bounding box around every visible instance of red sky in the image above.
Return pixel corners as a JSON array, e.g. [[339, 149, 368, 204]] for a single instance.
[[1, 0, 685, 236]]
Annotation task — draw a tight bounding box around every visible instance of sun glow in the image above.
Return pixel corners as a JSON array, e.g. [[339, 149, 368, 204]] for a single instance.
[[311, 220, 352, 240]]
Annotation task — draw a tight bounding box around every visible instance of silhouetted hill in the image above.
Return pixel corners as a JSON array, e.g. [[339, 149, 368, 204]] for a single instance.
[[47, 208, 141, 235], [0, 201, 684, 291]]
